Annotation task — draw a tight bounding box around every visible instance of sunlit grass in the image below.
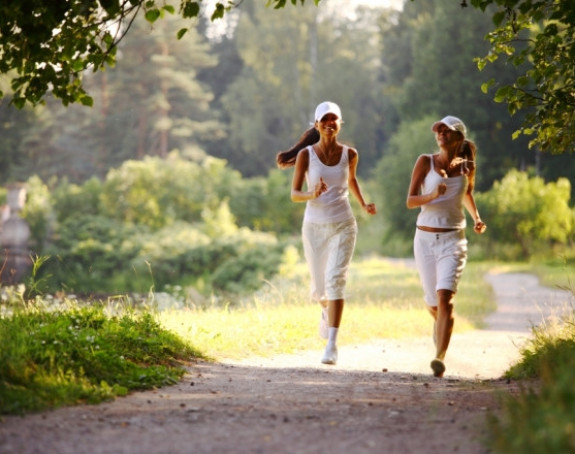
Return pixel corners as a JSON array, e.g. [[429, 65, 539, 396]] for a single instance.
[[0, 303, 203, 415], [487, 301, 575, 453], [160, 257, 494, 360], [0, 256, 503, 415]]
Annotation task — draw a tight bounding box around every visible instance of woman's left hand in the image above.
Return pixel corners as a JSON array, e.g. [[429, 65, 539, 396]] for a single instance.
[[363, 203, 376, 215], [474, 219, 486, 234]]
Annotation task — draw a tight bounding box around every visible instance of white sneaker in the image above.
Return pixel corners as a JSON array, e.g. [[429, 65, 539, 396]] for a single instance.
[[321, 343, 338, 365], [319, 308, 328, 339]]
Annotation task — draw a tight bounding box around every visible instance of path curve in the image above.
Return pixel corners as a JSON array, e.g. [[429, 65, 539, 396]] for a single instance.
[[1, 267, 573, 454]]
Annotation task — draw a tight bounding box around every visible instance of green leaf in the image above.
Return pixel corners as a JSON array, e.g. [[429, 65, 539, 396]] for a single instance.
[[177, 28, 188, 40], [182, 1, 200, 18], [12, 96, 25, 109], [80, 95, 94, 107], [145, 9, 161, 23], [493, 11, 506, 27], [211, 3, 225, 20], [98, 0, 121, 16], [494, 86, 511, 103], [481, 78, 495, 94], [163, 5, 175, 14], [71, 60, 85, 72], [544, 23, 558, 37], [516, 76, 529, 87]]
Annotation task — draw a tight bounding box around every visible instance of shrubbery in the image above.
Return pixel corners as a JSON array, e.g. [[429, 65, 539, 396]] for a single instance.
[[19, 154, 301, 296], [476, 170, 574, 259], [488, 312, 575, 453], [16, 151, 575, 296]]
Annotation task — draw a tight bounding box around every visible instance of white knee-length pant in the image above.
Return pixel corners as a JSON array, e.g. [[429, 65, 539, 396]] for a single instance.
[[414, 228, 468, 307], [302, 218, 358, 302]]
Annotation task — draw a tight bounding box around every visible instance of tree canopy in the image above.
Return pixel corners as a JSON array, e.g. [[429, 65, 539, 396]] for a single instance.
[[471, 0, 575, 154], [0, 0, 316, 108]]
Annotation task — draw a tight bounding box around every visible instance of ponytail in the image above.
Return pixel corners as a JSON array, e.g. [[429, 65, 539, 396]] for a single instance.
[[276, 127, 319, 169]]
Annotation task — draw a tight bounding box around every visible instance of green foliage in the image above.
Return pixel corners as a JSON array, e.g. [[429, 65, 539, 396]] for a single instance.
[[0, 305, 203, 415], [20, 176, 53, 253], [221, 0, 383, 177], [476, 169, 574, 258], [0, 0, 220, 107], [211, 241, 285, 294], [0, 94, 35, 182], [51, 177, 103, 222], [0, 0, 312, 107], [100, 153, 241, 230], [488, 311, 575, 453], [0, 0, 125, 107], [12, 153, 302, 295], [44, 215, 147, 292], [381, 0, 532, 190], [471, 0, 575, 153], [228, 169, 304, 235]]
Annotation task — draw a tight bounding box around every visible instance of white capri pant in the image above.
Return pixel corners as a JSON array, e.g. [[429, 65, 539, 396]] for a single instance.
[[414, 228, 468, 307], [302, 218, 358, 302]]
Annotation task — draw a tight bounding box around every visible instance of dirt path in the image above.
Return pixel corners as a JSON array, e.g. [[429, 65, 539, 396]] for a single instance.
[[1, 269, 573, 454]]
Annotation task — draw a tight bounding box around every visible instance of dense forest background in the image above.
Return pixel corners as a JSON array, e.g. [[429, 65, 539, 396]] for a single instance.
[[0, 0, 573, 296]]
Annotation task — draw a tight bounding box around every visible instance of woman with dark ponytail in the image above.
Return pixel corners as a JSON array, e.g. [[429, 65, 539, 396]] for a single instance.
[[277, 101, 376, 366]]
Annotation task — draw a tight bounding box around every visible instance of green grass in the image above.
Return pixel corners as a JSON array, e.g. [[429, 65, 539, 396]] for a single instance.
[[487, 310, 575, 454], [482, 260, 575, 454], [0, 303, 204, 415], [0, 256, 503, 415], [160, 257, 495, 360]]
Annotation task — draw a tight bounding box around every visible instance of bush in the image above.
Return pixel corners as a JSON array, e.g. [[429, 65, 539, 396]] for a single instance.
[[42, 215, 147, 293], [477, 170, 574, 259], [211, 244, 285, 294], [488, 312, 575, 453]]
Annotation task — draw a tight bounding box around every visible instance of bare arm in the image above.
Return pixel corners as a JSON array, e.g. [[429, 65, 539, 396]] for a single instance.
[[347, 148, 376, 215], [406, 155, 446, 209], [290, 148, 327, 203], [462, 168, 486, 234]]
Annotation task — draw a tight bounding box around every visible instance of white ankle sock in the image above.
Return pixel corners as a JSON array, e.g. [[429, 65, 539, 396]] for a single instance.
[[327, 327, 339, 345]]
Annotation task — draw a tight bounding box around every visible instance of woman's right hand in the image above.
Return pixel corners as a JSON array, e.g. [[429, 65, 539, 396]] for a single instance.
[[433, 182, 447, 199], [313, 177, 328, 199]]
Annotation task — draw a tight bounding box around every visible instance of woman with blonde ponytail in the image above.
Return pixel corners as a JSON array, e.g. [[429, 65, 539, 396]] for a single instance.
[[406, 115, 486, 378]]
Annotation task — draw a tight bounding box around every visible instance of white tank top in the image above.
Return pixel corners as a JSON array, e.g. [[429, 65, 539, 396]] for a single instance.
[[303, 146, 354, 224], [417, 154, 468, 229]]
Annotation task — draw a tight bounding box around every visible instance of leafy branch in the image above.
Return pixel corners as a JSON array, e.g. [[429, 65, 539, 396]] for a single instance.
[[471, 0, 575, 154]]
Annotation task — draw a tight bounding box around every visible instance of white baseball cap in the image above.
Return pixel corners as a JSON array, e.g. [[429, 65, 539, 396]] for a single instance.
[[314, 101, 342, 122], [431, 115, 466, 136]]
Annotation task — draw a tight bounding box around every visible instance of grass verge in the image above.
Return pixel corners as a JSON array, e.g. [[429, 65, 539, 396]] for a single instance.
[[485, 262, 575, 454], [0, 257, 498, 415], [0, 304, 204, 415]]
